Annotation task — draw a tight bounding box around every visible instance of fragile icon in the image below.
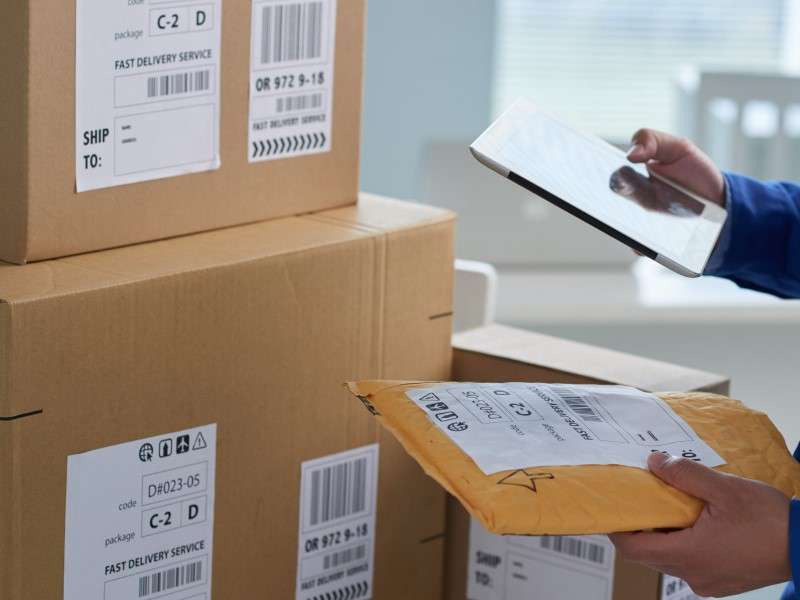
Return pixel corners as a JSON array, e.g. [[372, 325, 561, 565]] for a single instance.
[[435, 411, 459, 422], [426, 401, 449, 412]]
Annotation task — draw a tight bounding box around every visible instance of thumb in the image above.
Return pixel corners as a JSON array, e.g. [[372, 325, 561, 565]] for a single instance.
[[648, 452, 729, 503]]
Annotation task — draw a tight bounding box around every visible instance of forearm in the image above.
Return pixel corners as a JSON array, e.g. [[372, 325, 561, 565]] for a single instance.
[[705, 173, 800, 299]]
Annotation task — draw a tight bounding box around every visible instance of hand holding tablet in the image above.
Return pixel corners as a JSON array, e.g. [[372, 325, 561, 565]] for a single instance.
[[470, 100, 727, 277]]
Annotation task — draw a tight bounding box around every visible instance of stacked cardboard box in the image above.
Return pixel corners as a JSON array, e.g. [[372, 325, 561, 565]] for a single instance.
[[0, 195, 455, 600], [0, 0, 365, 263], [443, 324, 730, 600]]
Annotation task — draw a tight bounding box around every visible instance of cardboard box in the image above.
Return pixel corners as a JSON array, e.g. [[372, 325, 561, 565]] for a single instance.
[[0, 195, 455, 600], [444, 324, 730, 600], [0, 0, 365, 264]]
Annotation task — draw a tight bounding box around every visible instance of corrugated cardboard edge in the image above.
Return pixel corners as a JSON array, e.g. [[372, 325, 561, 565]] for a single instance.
[[453, 324, 730, 395], [0, 1, 30, 264], [0, 303, 16, 596]]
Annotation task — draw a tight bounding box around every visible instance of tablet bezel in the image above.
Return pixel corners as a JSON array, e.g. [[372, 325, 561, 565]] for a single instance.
[[470, 100, 728, 277]]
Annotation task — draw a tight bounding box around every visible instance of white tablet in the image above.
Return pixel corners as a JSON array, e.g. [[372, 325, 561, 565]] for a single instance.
[[470, 99, 728, 277]]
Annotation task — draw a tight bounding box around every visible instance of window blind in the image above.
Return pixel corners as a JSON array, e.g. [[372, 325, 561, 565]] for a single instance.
[[494, 1, 786, 143]]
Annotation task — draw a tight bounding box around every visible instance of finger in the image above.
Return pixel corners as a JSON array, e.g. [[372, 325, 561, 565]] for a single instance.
[[609, 529, 692, 566], [648, 453, 730, 504], [628, 129, 693, 165]]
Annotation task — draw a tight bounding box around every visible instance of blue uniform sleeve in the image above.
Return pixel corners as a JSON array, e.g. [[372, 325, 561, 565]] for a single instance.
[[704, 173, 800, 299], [791, 498, 800, 597], [784, 445, 800, 600]]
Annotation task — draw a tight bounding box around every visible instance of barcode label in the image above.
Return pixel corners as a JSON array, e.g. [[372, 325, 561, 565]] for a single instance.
[[297, 445, 376, 600], [540, 536, 607, 564], [323, 544, 367, 570], [260, 2, 324, 65], [277, 92, 324, 113], [309, 456, 368, 526], [554, 389, 605, 423], [137, 560, 203, 597], [147, 70, 211, 99]]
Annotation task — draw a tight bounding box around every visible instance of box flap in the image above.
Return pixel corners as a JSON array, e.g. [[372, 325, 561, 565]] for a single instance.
[[309, 193, 455, 234], [0, 196, 454, 305], [453, 324, 729, 394]]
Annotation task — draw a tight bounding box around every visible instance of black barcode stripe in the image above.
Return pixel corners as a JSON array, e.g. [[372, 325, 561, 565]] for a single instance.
[[309, 457, 368, 526], [261, 1, 324, 65], [540, 536, 606, 564], [554, 389, 604, 423], [276, 92, 323, 113], [322, 543, 368, 570], [137, 561, 203, 598], [146, 70, 211, 99]]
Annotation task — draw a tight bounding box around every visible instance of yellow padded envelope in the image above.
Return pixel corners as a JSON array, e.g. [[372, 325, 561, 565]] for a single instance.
[[346, 380, 800, 535]]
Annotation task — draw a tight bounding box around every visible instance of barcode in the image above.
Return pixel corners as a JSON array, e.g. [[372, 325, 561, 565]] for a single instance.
[[540, 536, 606, 564], [146, 70, 211, 99], [323, 544, 367, 570], [277, 92, 323, 113], [137, 560, 203, 597], [309, 456, 368, 526], [555, 389, 604, 423], [261, 2, 324, 64]]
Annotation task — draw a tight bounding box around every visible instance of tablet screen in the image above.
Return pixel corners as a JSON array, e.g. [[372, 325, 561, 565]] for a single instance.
[[471, 100, 726, 275]]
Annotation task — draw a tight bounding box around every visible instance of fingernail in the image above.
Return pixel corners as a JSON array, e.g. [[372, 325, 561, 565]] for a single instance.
[[627, 144, 644, 159], [648, 452, 669, 470]]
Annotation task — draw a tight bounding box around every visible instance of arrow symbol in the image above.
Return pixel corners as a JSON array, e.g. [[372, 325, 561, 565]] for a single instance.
[[320, 132, 327, 147], [252, 142, 258, 158]]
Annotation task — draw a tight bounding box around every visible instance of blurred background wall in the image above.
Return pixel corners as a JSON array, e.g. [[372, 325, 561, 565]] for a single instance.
[[360, 0, 496, 200]]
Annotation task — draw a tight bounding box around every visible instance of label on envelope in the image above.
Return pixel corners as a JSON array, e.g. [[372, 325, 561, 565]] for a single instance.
[[406, 384, 724, 474]]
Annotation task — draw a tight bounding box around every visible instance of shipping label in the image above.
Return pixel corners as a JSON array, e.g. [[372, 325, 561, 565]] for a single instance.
[[467, 518, 615, 600], [76, 0, 223, 192], [64, 425, 217, 600], [406, 383, 724, 474], [249, 0, 337, 162], [296, 444, 378, 600]]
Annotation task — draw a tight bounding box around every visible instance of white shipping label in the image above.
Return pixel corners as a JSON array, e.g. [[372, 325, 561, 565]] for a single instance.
[[662, 575, 707, 600], [296, 444, 378, 600], [76, 0, 222, 192], [467, 518, 615, 600], [64, 425, 217, 600], [249, 0, 337, 162], [407, 384, 725, 474]]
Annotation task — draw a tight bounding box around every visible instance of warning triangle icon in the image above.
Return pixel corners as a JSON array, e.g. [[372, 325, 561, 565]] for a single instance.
[[192, 431, 208, 451]]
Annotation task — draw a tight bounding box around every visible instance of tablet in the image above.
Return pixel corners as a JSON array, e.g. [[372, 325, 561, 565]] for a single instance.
[[470, 99, 728, 277]]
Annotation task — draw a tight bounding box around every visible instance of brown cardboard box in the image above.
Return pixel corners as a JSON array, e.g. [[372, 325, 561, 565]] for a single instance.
[[0, 195, 454, 600], [0, 0, 365, 264], [444, 324, 730, 600]]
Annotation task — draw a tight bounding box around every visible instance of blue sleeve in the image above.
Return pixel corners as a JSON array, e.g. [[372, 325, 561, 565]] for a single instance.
[[704, 173, 800, 299], [785, 445, 800, 600], [792, 499, 800, 590]]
